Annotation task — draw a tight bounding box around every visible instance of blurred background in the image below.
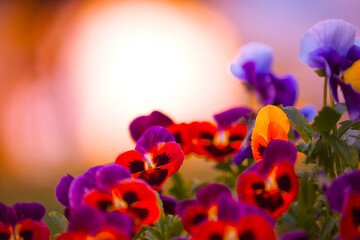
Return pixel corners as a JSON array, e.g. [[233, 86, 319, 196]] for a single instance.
[[0, 0, 359, 233]]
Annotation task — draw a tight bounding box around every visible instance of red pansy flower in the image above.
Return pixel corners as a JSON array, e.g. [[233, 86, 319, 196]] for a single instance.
[[237, 140, 298, 219], [116, 126, 184, 191]]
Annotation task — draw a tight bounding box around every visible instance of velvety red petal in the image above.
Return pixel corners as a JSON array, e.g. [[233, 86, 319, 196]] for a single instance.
[[167, 123, 194, 155], [0, 222, 12, 240], [111, 179, 160, 225], [14, 219, 50, 240], [115, 150, 146, 174], [151, 142, 184, 174], [131, 164, 174, 191], [236, 215, 276, 240], [82, 190, 113, 211], [181, 204, 209, 234], [340, 194, 360, 240], [191, 221, 237, 240], [237, 161, 298, 219]]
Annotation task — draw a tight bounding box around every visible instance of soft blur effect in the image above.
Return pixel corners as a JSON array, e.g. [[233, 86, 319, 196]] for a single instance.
[[0, 0, 359, 228]]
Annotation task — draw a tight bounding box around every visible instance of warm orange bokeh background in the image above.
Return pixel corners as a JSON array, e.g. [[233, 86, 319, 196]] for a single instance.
[[0, 0, 359, 232]]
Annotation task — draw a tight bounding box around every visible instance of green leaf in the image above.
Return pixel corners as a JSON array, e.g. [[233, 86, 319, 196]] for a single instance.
[[338, 120, 360, 138], [312, 107, 342, 134], [323, 134, 358, 168], [319, 218, 336, 240], [48, 211, 68, 232], [282, 106, 313, 143]]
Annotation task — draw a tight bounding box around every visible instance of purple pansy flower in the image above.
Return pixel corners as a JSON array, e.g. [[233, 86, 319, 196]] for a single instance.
[[231, 42, 298, 107], [0, 202, 50, 240], [299, 19, 360, 120], [57, 206, 133, 240], [326, 170, 360, 239]]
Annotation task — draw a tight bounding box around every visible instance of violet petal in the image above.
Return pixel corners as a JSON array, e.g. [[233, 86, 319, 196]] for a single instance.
[[56, 174, 74, 207], [12, 202, 45, 222], [135, 126, 175, 155], [196, 183, 232, 207], [129, 111, 174, 142], [271, 73, 298, 107], [260, 140, 297, 175], [326, 170, 360, 213], [95, 164, 131, 191], [213, 107, 253, 130], [299, 19, 357, 68]]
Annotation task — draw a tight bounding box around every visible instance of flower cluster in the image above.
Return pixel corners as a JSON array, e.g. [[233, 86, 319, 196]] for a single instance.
[[2, 18, 360, 240]]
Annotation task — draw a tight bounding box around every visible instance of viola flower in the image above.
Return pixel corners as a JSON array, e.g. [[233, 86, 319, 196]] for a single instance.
[[176, 183, 233, 234], [56, 164, 161, 229], [231, 42, 298, 107], [116, 126, 184, 191], [190, 107, 251, 162], [57, 206, 133, 240], [251, 105, 290, 162], [0, 202, 50, 240], [237, 140, 299, 219], [189, 193, 276, 240], [326, 170, 360, 240], [299, 19, 360, 120]]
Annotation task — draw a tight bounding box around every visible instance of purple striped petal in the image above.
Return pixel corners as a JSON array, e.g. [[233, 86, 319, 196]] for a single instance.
[[129, 111, 174, 142], [68, 206, 103, 234], [135, 126, 175, 155], [95, 164, 131, 191], [217, 194, 243, 223], [326, 170, 360, 213], [69, 166, 102, 208], [0, 202, 12, 225], [271, 73, 298, 107], [196, 183, 232, 207], [214, 107, 253, 130], [260, 140, 297, 175], [56, 174, 74, 207], [105, 211, 133, 236], [12, 202, 45, 222], [300, 19, 357, 69]]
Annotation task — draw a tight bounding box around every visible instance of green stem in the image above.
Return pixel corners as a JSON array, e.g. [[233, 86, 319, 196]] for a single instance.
[[329, 90, 335, 106], [323, 76, 328, 107]]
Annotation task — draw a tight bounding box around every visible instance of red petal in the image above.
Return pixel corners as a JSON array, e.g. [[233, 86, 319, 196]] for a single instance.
[[131, 165, 174, 191], [115, 150, 146, 174], [111, 179, 160, 225], [236, 215, 276, 240], [15, 219, 50, 240], [340, 194, 360, 240]]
